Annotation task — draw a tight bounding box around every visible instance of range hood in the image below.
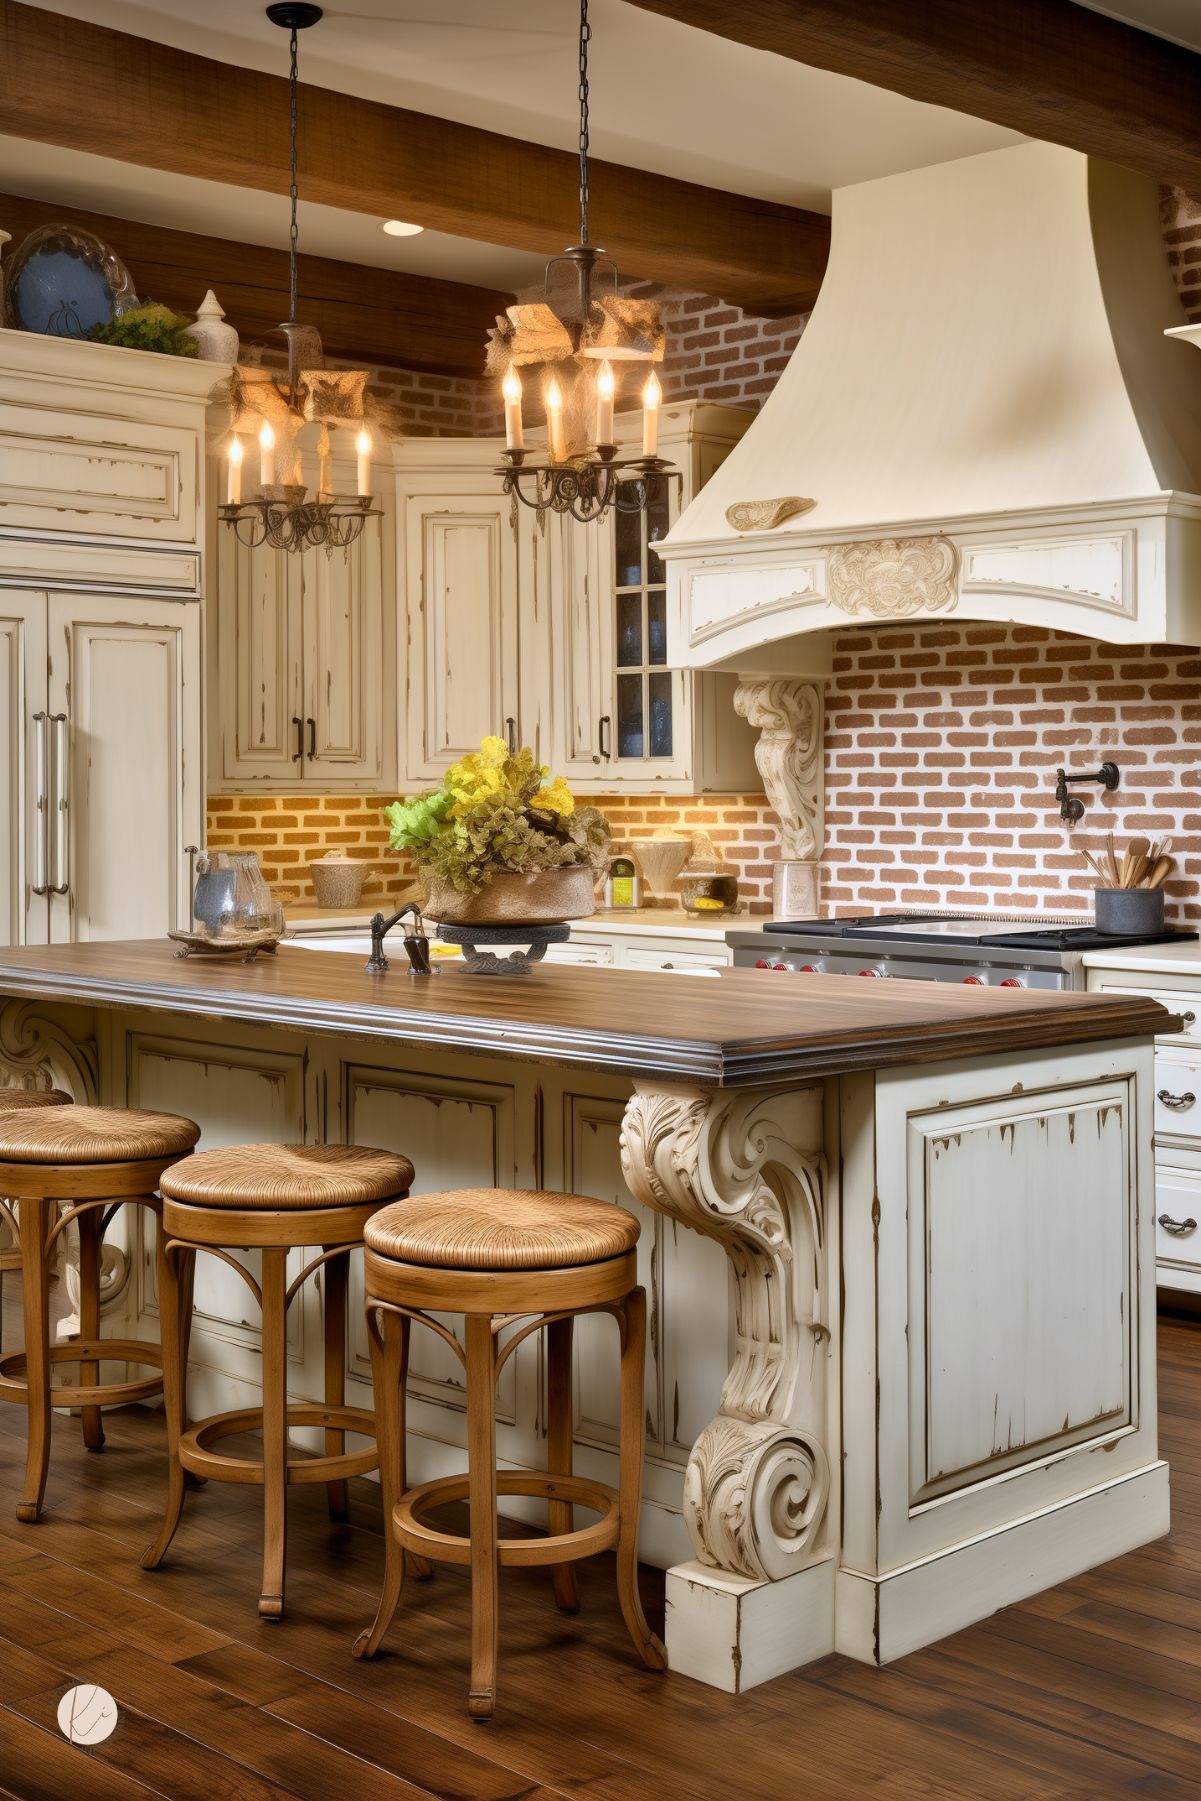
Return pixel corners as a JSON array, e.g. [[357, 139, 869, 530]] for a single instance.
[[661, 141, 1201, 673]]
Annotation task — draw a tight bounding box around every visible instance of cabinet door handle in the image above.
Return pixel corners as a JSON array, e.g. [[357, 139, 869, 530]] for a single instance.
[[307, 716, 316, 761], [50, 712, 69, 895], [292, 716, 304, 762], [598, 713, 612, 760], [31, 711, 49, 896], [1182, 1012, 1196, 1028], [505, 716, 517, 755], [1157, 1088, 1196, 1111], [1158, 1212, 1198, 1236]]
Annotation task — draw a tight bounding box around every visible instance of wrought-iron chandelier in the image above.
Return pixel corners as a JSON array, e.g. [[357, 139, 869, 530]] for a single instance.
[[485, 0, 671, 524], [219, 3, 380, 554]]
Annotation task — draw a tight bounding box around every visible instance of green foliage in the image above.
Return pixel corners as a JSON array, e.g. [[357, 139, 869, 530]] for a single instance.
[[383, 735, 611, 896], [89, 302, 198, 357]]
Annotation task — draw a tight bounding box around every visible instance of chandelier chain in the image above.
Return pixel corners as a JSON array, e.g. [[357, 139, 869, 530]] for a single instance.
[[578, 0, 591, 246], [288, 24, 300, 321]]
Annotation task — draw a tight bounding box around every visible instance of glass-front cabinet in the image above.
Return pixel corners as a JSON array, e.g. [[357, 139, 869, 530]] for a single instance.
[[545, 401, 762, 794]]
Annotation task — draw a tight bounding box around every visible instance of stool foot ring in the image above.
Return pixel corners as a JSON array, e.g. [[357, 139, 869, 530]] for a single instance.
[[177, 1404, 378, 1487], [392, 1470, 621, 1568], [0, 1341, 164, 1410]]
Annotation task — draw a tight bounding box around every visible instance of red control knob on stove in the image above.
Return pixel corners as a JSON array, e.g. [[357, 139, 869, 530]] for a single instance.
[[755, 959, 770, 969], [962, 976, 984, 985], [799, 963, 819, 972], [859, 968, 881, 978], [1000, 977, 1024, 988], [772, 962, 790, 972]]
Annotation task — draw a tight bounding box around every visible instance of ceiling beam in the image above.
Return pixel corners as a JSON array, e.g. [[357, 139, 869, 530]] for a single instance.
[[0, 190, 508, 377], [0, 0, 829, 315], [623, 0, 1201, 196]]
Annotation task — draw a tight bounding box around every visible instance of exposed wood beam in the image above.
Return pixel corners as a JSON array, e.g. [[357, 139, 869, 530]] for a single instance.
[[624, 0, 1201, 196], [0, 0, 830, 315], [0, 190, 507, 378]]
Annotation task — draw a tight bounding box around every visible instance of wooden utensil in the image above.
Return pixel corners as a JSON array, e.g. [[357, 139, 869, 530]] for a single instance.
[[1144, 856, 1175, 890], [1105, 833, 1121, 886]]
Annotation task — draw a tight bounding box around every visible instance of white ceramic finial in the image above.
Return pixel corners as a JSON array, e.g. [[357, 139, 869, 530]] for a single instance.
[[185, 288, 239, 362]]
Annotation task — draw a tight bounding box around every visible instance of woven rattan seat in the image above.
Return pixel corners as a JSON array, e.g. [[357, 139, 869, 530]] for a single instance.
[[0, 1104, 198, 1164], [0, 1089, 72, 1111], [364, 1187, 640, 1271], [160, 1143, 414, 1210]]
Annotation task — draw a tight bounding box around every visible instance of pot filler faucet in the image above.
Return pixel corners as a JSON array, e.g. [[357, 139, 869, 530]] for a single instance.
[[365, 903, 434, 976]]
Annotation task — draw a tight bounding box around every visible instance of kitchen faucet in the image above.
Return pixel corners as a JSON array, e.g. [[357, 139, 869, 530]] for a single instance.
[[364, 903, 435, 976]]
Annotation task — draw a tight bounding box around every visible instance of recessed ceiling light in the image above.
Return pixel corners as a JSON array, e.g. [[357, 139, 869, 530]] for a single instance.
[[382, 219, 424, 237]]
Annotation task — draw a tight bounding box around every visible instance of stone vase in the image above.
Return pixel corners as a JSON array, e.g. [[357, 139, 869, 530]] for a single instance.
[[184, 289, 239, 362]]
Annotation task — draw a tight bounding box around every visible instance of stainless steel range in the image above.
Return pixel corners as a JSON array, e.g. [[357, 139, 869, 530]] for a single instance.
[[728, 913, 1198, 991]]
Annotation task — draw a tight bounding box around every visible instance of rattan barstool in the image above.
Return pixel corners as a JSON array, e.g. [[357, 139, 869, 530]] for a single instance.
[[0, 1089, 72, 1353], [354, 1186, 667, 1720], [142, 1141, 415, 1620], [0, 1102, 200, 1522]]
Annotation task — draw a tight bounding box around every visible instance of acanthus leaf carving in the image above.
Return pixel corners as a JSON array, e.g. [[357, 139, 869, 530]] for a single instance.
[[827, 534, 959, 618], [620, 1082, 831, 1582], [733, 679, 823, 862]]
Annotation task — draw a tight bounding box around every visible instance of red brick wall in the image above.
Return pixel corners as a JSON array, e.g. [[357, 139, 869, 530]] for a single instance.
[[824, 626, 1201, 922]]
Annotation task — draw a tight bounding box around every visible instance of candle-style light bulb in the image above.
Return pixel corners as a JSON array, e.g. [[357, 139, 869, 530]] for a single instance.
[[545, 378, 566, 464], [227, 435, 243, 506], [258, 420, 275, 487], [641, 370, 662, 459], [355, 427, 372, 498], [596, 359, 615, 447], [502, 364, 524, 451]]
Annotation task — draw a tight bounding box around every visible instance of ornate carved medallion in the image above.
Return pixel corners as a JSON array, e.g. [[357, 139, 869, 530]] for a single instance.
[[725, 497, 816, 532], [827, 534, 959, 618]]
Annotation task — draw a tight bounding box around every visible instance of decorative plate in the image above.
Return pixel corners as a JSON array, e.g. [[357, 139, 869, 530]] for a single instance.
[[4, 223, 138, 339]]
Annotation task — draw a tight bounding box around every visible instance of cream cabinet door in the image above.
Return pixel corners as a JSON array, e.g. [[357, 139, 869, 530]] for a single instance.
[[46, 591, 201, 942], [546, 512, 614, 782], [214, 523, 304, 782], [302, 511, 387, 782], [404, 489, 519, 780], [0, 590, 48, 947]]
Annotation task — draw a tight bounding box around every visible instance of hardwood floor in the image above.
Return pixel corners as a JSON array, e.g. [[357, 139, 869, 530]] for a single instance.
[[3, 1308, 1201, 1799]]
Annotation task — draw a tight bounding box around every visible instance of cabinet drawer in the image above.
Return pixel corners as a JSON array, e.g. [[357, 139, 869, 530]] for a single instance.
[[0, 405, 198, 544], [0, 534, 200, 594], [1155, 1052, 1201, 1136], [624, 945, 729, 973], [1155, 1164, 1201, 1272], [543, 942, 614, 967], [1093, 981, 1199, 1041]]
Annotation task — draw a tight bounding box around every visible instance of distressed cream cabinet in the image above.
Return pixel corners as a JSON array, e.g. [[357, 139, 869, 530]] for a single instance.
[[396, 406, 761, 792], [107, 1010, 729, 1572], [208, 450, 393, 791], [0, 331, 209, 945]]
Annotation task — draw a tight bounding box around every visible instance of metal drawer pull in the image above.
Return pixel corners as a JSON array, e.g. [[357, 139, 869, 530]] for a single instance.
[[1158, 1212, 1198, 1236], [1157, 1088, 1196, 1110], [292, 716, 304, 761], [1183, 1012, 1196, 1028]]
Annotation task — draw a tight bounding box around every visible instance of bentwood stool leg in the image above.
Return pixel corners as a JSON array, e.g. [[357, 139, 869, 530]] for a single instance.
[[466, 1312, 501, 1722], [323, 1246, 350, 1524], [353, 1305, 412, 1661], [616, 1287, 667, 1671], [16, 1198, 51, 1523], [259, 1246, 290, 1620], [547, 1315, 580, 1613], [76, 1204, 106, 1452], [142, 1225, 189, 1571]]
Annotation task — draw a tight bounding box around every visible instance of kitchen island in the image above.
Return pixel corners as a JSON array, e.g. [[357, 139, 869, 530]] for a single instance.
[[0, 942, 1174, 1692]]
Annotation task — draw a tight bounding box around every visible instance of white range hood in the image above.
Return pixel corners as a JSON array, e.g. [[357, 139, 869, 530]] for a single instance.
[[662, 141, 1201, 672]]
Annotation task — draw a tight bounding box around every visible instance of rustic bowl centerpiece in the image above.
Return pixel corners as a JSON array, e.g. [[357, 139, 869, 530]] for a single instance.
[[383, 737, 609, 970]]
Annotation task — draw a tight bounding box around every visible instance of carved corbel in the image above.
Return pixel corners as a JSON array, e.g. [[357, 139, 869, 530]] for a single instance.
[[734, 679, 824, 861], [620, 1082, 831, 1582]]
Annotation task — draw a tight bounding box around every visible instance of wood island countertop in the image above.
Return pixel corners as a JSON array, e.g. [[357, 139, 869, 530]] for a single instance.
[[0, 940, 1176, 1087]]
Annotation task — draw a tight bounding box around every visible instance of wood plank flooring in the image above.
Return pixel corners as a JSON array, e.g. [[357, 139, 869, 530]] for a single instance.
[[3, 1309, 1201, 1799]]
